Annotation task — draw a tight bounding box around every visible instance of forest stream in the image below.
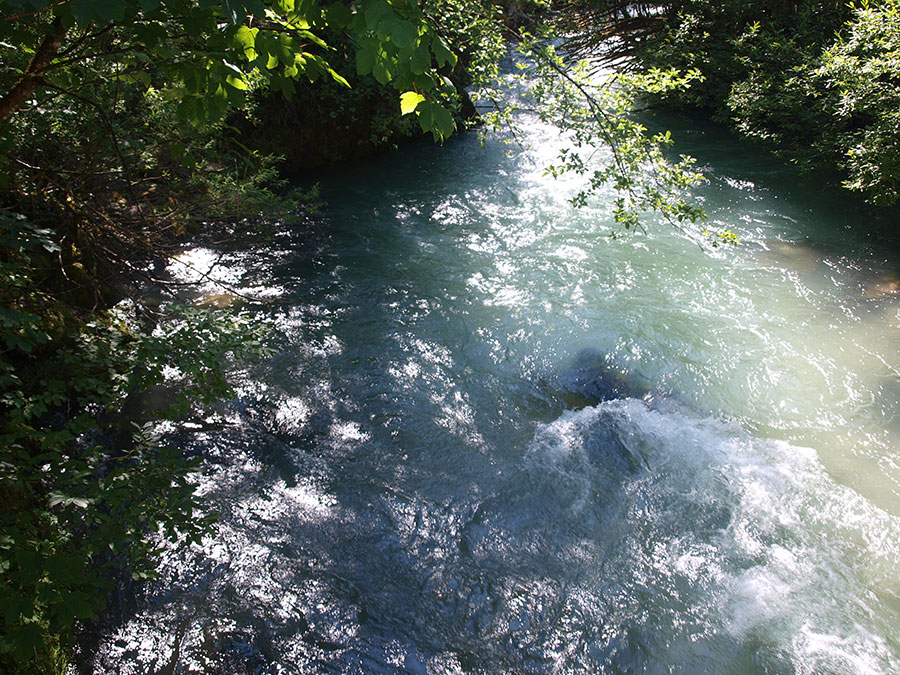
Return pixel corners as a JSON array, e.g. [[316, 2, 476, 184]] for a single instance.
[[81, 102, 900, 673]]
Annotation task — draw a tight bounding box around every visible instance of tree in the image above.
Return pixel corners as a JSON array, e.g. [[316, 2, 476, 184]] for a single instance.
[[0, 0, 462, 136], [815, 0, 900, 204], [568, 0, 900, 204]]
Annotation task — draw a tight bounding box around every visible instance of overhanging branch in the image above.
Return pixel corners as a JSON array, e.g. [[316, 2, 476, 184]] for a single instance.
[[0, 15, 67, 124]]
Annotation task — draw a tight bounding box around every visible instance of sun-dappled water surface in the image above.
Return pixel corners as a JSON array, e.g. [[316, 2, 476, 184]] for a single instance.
[[81, 110, 900, 673]]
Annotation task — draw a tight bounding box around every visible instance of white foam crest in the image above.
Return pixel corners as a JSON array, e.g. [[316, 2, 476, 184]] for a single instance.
[[529, 399, 900, 672]]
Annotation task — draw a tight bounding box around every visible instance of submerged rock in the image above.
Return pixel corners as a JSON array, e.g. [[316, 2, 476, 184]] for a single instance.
[[863, 274, 900, 298], [552, 348, 690, 416], [555, 348, 653, 403]]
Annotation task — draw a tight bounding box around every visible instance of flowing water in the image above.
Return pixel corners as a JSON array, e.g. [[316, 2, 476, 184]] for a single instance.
[[84, 106, 900, 673]]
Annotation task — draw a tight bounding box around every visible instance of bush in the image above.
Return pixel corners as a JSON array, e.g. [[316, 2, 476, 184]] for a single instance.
[[0, 214, 269, 672], [630, 0, 900, 204], [815, 0, 900, 204]]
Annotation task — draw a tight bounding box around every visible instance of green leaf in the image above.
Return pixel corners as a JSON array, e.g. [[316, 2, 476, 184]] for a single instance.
[[48, 493, 92, 509], [416, 102, 434, 133], [225, 73, 249, 90], [127, 71, 152, 86], [364, 0, 393, 30], [410, 42, 431, 75], [413, 72, 436, 92], [391, 20, 418, 49], [432, 36, 457, 68], [295, 29, 327, 49], [13, 623, 43, 662], [242, 0, 267, 15], [324, 2, 352, 29], [327, 67, 350, 88], [71, 0, 125, 23], [372, 59, 391, 85], [417, 101, 455, 141], [159, 86, 188, 101], [233, 25, 258, 60], [400, 90, 425, 115], [356, 38, 379, 75], [69, 0, 95, 24], [234, 25, 255, 46], [276, 35, 296, 66], [222, 0, 247, 24]]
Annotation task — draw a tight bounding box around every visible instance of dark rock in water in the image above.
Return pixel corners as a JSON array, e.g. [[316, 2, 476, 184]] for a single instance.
[[550, 349, 694, 417], [556, 348, 654, 404], [523, 350, 665, 419]]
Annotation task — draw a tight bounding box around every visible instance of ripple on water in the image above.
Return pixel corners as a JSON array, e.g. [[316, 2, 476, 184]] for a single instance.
[[83, 398, 900, 673]]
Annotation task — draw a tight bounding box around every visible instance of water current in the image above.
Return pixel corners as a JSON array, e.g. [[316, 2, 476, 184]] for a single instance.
[[83, 103, 900, 673]]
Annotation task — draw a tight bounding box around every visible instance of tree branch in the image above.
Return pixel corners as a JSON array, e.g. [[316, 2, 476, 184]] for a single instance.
[[0, 15, 68, 124]]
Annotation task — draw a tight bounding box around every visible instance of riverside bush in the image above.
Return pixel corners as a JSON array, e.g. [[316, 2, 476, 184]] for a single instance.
[[0, 214, 269, 671]]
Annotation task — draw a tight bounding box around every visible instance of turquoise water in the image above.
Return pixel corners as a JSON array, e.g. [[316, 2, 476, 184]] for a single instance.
[[86, 109, 900, 673]]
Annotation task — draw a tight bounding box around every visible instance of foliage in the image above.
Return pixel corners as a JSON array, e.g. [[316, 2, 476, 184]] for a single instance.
[[424, 0, 508, 90], [485, 33, 708, 235], [241, 33, 434, 174], [1, 38, 309, 294], [0, 0, 464, 137], [0, 215, 269, 671], [814, 0, 900, 204], [625, 0, 900, 204], [349, 0, 463, 140]]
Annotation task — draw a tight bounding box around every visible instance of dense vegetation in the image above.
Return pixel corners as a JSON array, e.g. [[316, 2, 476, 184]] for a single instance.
[[561, 0, 900, 204], [2, 0, 896, 671]]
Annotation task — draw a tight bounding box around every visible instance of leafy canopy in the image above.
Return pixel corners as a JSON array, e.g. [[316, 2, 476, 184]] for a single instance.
[[0, 0, 460, 139], [615, 0, 900, 204]]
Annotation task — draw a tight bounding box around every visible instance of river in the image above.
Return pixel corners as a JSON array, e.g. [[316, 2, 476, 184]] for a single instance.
[[82, 101, 900, 673]]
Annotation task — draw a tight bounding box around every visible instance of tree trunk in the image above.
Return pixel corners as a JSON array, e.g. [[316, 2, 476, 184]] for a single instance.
[[0, 16, 67, 124]]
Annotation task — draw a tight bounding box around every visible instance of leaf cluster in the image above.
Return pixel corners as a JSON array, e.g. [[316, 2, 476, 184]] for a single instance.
[[815, 0, 900, 204], [0, 215, 270, 671], [628, 0, 900, 204]]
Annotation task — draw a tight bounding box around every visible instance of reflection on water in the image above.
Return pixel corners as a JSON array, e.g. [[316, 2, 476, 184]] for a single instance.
[[79, 111, 900, 673]]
